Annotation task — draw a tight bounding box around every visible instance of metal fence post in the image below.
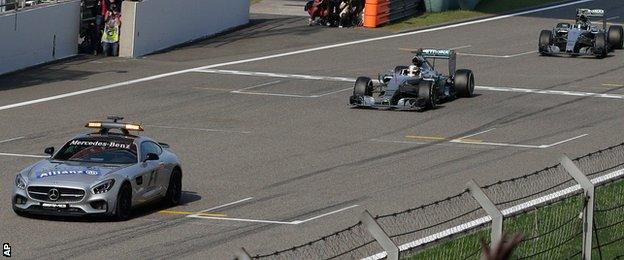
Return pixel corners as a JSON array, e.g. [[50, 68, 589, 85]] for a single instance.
[[467, 179, 503, 249], [234, 247, 252, 260], [561, 156, 595, 260], [360, 209, 399, 260]]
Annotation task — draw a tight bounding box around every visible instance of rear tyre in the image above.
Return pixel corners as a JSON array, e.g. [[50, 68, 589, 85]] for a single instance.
[[417, 80, 436, 110], [164, 168, 182, 207], [114, 183, 132, 221], [353, 77, 373, 96], [594, 32, 608, 58], [539, 30, 553, 54], [608, 25, 624, 50], [454, 69, 475, 98]]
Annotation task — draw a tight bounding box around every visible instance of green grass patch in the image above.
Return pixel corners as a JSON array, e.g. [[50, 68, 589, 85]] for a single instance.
[[402, 179, 624, 259], [385, 0, 566, 31], [251, 0, 263, 5]]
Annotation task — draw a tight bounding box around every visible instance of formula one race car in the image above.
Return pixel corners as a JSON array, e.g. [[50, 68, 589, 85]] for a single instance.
[[539, 9, 623, 58], [12, 116, 183, 220], [349, 49, 474, 111]]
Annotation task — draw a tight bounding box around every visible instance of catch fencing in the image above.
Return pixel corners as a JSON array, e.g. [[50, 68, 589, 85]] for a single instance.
[[237, 142, 624, 259]]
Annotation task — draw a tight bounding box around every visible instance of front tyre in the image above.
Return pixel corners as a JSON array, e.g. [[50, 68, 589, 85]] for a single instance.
[[608, 25, 624, 50], [594, 32, 608, 58], [114, 183, 132, 221], [353, 77, 373, 96], [539, 30, 553, 54], [454, 69, 475, 98], [418, 80, 436, 110], [164, 168, 182, 207]]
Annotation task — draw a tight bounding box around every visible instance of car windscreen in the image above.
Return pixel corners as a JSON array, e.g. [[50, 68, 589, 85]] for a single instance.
[[53, 138, 138, 164]]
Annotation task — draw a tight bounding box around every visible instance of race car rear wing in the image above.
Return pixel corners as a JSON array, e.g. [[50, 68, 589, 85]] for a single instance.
[[577, 8, 604, 18], [576, 8, 606, 29], [412, 48, 456, 76]]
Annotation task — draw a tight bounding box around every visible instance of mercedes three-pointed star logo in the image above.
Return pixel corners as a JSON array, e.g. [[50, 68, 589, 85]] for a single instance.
[[48, 188, 60, 201]]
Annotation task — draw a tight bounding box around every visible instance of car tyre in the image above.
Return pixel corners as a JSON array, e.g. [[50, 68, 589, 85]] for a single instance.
[[114, 183, 132, 221], [608, 25, 624, 50], [454, 69, 475, 98], [418, 80, 436, 110], [594, 32, 608, 58], [539, 30, 553, 54], [164, 168, 182, 207], [353, 77, 373, 96]]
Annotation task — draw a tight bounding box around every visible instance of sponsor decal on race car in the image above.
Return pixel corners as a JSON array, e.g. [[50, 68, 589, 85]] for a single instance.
[[70, 140, 131, 149], [37, 169, 101, 179]]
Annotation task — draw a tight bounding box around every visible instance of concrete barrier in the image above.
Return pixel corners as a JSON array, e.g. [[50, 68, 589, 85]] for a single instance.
[[0, 1, 80, 75], [120, 0, 250, 58]]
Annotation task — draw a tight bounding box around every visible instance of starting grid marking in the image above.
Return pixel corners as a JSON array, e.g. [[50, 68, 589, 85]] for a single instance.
[[372, 128, 588, 149], [160, 197, 360, 225]]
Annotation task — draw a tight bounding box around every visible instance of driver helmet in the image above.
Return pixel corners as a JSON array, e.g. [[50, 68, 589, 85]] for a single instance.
[[407, 65, 419, 77]]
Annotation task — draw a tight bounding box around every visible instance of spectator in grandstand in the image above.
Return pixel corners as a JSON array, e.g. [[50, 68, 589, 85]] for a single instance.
[[101, 0, 122, 19], [101, 9, 121, 56]]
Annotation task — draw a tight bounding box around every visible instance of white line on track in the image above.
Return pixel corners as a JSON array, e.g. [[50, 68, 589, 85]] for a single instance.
[[607, 16, 620, 21], [188, 197, 254, 217], [0, 152, 48, 158], [476, 85, 624, 99], [0, 136, 25, 144], [188, 204, 359, 225], [144, 124, 251, 134], [0, 0, 592, 111], [195, 69, 356, 82], [458, 50, 537, 58], [369, 138, 490, 149], [449, 129, 588, 149]]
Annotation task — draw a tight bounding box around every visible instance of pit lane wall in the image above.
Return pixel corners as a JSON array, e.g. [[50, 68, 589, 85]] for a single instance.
[[0, 0, 80, 75], [119, 0, 250, 58]]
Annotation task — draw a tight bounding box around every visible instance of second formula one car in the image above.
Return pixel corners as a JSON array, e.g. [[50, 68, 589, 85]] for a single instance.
[[12, 116, 183, 220], [349, 49, 474, 111], [538, 9, 623, 58]]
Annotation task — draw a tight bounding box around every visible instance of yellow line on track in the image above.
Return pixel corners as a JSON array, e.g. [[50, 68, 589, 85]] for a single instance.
[[158, 210, 227, 217]]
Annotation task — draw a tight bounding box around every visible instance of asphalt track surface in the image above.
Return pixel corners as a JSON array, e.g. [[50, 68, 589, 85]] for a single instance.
[[1, 0, 624, 259]]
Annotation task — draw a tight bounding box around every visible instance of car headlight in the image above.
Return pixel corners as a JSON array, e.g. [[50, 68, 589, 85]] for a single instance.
[[92, 179, 116, 194], [15, 174, 26, 190]]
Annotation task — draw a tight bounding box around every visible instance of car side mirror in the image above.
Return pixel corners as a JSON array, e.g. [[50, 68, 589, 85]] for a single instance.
[[143, 153, 159, 162], [44, 147, 55, 156]]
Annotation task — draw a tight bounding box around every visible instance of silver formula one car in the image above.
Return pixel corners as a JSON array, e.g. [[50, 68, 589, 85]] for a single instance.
[[349, 49, 474, 111], [12, 117, 183, 220], [539, 9, 623, 58]]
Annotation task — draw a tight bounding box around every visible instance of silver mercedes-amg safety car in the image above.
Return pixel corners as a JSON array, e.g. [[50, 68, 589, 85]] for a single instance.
[[12, 116, 183, 220]]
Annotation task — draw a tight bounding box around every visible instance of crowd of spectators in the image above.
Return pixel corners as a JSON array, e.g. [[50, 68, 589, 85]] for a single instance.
[[305, 0, 365, 27], [81, 0, 123, 56]]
